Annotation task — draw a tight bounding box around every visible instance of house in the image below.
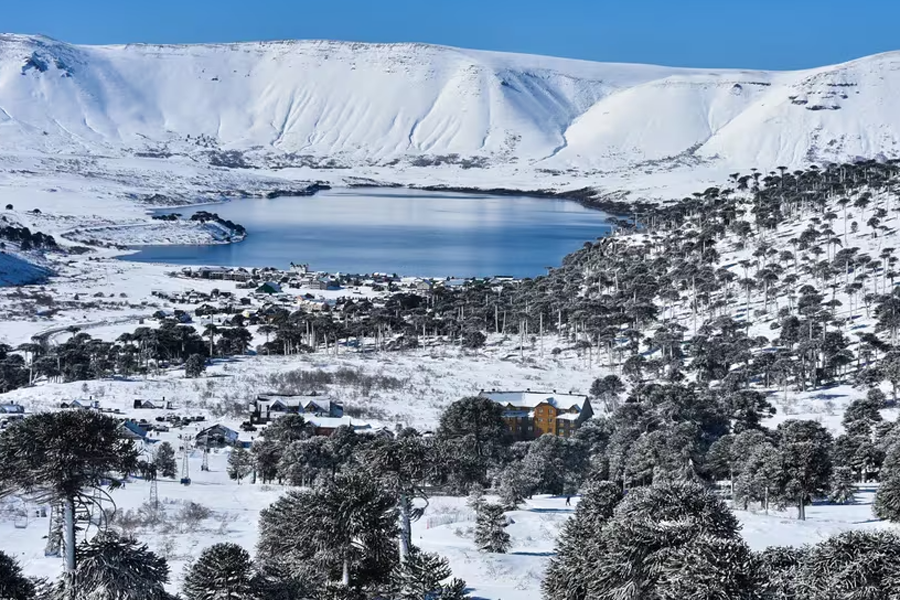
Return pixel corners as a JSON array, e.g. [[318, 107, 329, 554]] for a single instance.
[[478, 390, 594, 440], [133, 398, 172, 410], [415, 280, 434, 292], [289, 262, 310, 275], [256, 281, 282, 295], [230, 268, 253, 282], [195, 424, 240, 448], [250, 394, 343, 424], [305, 415, 371, 437], [119, 420, 149, 441], [60, 398, 99, 410]]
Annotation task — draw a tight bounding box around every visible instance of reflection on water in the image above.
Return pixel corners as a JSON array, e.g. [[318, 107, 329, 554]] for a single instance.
[[123, 188, 613, 278]]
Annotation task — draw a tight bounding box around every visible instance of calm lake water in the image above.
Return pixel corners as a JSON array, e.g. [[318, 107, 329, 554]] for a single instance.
[[124, 188, 613, 278]]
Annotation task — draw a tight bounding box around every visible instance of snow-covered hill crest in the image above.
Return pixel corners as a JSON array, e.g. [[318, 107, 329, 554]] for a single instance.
[[2, 34, 900, 173]]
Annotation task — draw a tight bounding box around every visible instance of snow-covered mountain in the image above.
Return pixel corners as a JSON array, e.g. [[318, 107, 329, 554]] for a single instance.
[[2, 34, 900, 173]]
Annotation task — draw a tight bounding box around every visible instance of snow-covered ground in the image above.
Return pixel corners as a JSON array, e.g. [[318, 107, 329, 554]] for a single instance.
[[0, 447, 893, 599]]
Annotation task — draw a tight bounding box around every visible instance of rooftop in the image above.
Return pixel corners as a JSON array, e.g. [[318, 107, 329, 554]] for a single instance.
[[479, 390, 588, 411]]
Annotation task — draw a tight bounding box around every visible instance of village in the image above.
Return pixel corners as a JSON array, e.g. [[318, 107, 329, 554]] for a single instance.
[[1, 387, 595, 450]]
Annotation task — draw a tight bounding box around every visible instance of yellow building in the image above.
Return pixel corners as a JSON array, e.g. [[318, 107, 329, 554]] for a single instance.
[[478, 390, 594, 440]]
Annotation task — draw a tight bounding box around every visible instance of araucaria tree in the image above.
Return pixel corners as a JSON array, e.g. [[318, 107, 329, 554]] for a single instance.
[[772, 420, 833, 520], [874, 442, 900, 521], [182, 543, 256, 600], [798, 530, 900, 599], [563, 480, 762, 599], [544, 480, 623, 600], [45, 533, 170, 600], [0, 550, 36, 600], [0, 412, 138, 574], [153, 441, 177, 479], [828, 466, 856, 505], [257, 470, 397, 590], [387, 550, 468, 600], [436, 396, 510, 490], [363, 429, 433, 563], [227, 446, 253, 483], [474, 502, 510, 554]]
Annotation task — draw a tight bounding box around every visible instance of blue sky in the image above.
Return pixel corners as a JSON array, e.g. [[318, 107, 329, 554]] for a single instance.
[[4, 0, 898, 70]]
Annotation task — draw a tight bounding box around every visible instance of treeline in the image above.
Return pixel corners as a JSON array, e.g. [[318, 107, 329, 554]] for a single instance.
[[0, 318, 253, 391], [0, 223, 57, 251]]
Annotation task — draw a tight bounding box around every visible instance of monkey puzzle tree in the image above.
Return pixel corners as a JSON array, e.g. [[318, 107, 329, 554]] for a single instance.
[[0, 412, 138, 574]]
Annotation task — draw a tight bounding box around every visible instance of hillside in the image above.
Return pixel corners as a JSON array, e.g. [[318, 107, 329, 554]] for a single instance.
[[1, 34, 900, 179]]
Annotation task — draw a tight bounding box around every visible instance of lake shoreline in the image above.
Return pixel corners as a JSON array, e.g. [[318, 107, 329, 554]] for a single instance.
[[403, 184, 638, 221], [122, 187, 615, 278]]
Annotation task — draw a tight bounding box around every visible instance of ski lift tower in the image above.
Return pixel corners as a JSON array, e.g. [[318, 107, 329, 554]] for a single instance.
[[200, 437, 210, 472], [180, 436, 192, 486]]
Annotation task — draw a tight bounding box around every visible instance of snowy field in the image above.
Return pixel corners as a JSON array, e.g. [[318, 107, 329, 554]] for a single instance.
[[0, 447, 893, 599]]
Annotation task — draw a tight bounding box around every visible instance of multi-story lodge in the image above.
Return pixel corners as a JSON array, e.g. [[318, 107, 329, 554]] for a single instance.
[[478, 390, 593, 440], [249, 394, 343, 424]]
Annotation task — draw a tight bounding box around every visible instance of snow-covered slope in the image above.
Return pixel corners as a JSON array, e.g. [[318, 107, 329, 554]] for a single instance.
[[1, 34, 899, 173]]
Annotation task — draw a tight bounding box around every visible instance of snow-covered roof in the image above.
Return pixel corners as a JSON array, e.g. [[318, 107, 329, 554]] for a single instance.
[[479, 390, 588, 411], [306, 415, 370, 430], [556, 413, 581, 421], [256, 394, 338, 413]]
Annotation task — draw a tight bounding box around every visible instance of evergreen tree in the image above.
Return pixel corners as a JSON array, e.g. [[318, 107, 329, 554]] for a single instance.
[[474, 503, 510, 554], [153, 442, 177, 479], [0, 550, 36, 600], [521, 434, 587, 495], [258, 470, 397, 590], [799, 530, 900, 599], [543, 480, 622, 600], [756, 546, 805, 600], [262, 415, 313, 444], [828, 466, 856, 504], [363, 430, 433, 563], [386, 550, 468, 600], [466, 483, 485, 513], [46, 533, 170, 600], [772, 420, 833, 520], [227, 446, 253, 483], [495, 462, 531, 510], [277, 437, 332, 487], [0, 412, 138, 574], [252, 439, 283, 485], [589, 374, 625, 410], [873, 473, 900, 522], [182, 543, 256, 600], [436, 397, 510, 489], [184, 354, 206, 378], [581, 481, 762, 600]]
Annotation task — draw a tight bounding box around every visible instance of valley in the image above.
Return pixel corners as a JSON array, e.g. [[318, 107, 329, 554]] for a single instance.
[[3, 32, 900, 600]]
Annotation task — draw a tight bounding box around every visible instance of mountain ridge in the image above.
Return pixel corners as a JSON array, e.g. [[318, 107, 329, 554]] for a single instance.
[[1, 34, 900, 175]]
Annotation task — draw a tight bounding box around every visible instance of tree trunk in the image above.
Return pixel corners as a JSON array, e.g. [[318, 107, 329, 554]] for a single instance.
[[342, 553, 351, 586], [797, 499, 806, 521], [398, 493, 412, 563], [63, 496, 76, 574]]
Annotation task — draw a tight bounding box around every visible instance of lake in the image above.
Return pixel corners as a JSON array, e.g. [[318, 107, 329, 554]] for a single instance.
[[124, 188, 614, 278]]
